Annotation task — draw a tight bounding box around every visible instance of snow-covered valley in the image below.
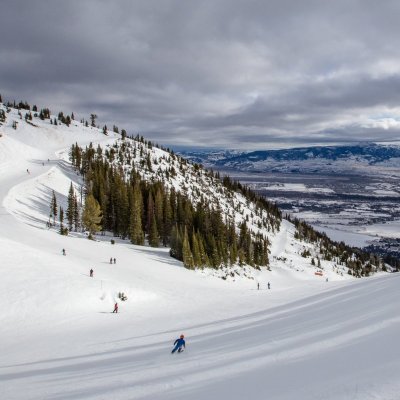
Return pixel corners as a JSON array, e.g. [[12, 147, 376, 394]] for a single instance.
[[180, 147, 400, 262], [1, 107, 400, 400]]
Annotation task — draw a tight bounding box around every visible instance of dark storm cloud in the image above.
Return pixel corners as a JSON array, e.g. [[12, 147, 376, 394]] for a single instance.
[[1, 0, 400, 149]]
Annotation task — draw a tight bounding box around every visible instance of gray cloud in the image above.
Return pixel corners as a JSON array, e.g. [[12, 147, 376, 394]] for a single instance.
[[1, 0, 400, 149]]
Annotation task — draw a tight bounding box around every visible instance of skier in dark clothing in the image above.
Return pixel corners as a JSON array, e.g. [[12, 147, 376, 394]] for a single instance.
[[171, 334, 186, 354], [268, 282, 270, 290], [257, 282, 260, 290], [110, 257, 113, 264], [90, 269, 93, 277], [112, 302, 118, 313], [62, 248, 66, 256], [113, 258, 116, 264]]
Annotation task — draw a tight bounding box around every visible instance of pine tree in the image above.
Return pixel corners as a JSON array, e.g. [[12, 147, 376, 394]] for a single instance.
[[191, 230, 201, 267], [162, 192, 173, 246], [148, 214, 159, 247], [154, 188, 164, 241], [59, 206, 65, 235], [66, 182, 75, 231], [146, 192, 155, 233], [170, 224, 182, 260], [73, 195, 80, 231], [129, 185, 144, 245], [182, 226, 194, 269], [229, 238, 238, 266], [90, 114, 97, 127], [82, 194, 102, 239], [198, 234, 209, 266], [50, 190, 58, 225]]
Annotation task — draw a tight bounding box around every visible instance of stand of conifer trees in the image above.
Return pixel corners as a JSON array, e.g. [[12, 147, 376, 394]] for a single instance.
[[293, 218, 380, 277], [70, 141, 271, 269]]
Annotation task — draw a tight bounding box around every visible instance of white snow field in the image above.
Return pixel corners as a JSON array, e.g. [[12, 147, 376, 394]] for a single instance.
[[0, 108, 399, 400]]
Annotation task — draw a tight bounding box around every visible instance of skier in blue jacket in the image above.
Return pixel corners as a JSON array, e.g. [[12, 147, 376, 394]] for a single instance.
[[171, 334, 186, 354]]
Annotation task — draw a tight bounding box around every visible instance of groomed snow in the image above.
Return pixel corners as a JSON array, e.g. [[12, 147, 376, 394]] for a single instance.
[[0, 106, 399, 400]]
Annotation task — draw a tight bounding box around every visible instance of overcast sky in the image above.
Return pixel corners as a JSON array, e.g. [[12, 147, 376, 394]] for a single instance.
[[1, 0, 400, 149]]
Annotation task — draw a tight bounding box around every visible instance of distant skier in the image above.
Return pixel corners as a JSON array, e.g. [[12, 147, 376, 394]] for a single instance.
[[110, 257, 113, 264], [90, 268, 93, 277], [26, 169, 30, 174], [113, 258, 116, 264], [267, 282, 270, 290], [257, 282, 260, 290], [112, 302, 118, 313], [171, 334, 186, 354], [62, 248, 66, 256]]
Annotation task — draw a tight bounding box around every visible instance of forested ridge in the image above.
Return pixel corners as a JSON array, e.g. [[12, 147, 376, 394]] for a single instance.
[[0, 95, 385, 275], [69, 137, 279, 269]]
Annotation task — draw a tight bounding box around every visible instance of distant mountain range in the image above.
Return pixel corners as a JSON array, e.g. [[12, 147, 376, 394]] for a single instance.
[[180, 143, 400, 175]]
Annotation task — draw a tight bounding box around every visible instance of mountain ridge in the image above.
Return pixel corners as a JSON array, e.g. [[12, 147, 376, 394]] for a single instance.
[[180, 143, 400, 175]]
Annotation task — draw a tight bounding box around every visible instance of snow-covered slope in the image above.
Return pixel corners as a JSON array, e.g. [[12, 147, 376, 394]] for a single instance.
[[0, 103, 399, 400]]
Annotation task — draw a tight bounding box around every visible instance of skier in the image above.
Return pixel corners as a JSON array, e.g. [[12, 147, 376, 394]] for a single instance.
[[90, 268, 93, 277], [110, 257, 113, 264], [267, 282, 270, 290], [112, 302, 118, 313], [62, 248, 66, 256], [171, 334, 186, 354], [113, 258, 116, 264], [257, 282, 260, 290], [26, 169, 30, 174]]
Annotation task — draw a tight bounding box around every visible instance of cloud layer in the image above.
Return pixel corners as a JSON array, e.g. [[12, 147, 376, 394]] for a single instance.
[[1, 0, 400, 149]]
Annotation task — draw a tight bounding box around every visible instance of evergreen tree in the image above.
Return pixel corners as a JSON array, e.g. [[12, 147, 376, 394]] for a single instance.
[[162, 192, 173, 246], [146, 192, 155, 233], [73, 195, 80, 231], [154, 188, 164, 241], [148, 214, 159, 247], [170, 224, 182, 260], [66, 182, 75, 231], [90, 114, 97, 127], [50, 190, 58, 225], [129, 185, 144, 245], [82, 194, 102, 239], [198, 234, 209, 266], [59, 206, 65, 235], [182, 226, 194, 269], [191, 230, 201, 267]]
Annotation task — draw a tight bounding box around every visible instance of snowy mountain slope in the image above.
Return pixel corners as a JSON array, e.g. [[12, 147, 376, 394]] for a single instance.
[[180, 143, 400, 177], [0, 102, 399, 399], [70, 131, 382, 277]]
